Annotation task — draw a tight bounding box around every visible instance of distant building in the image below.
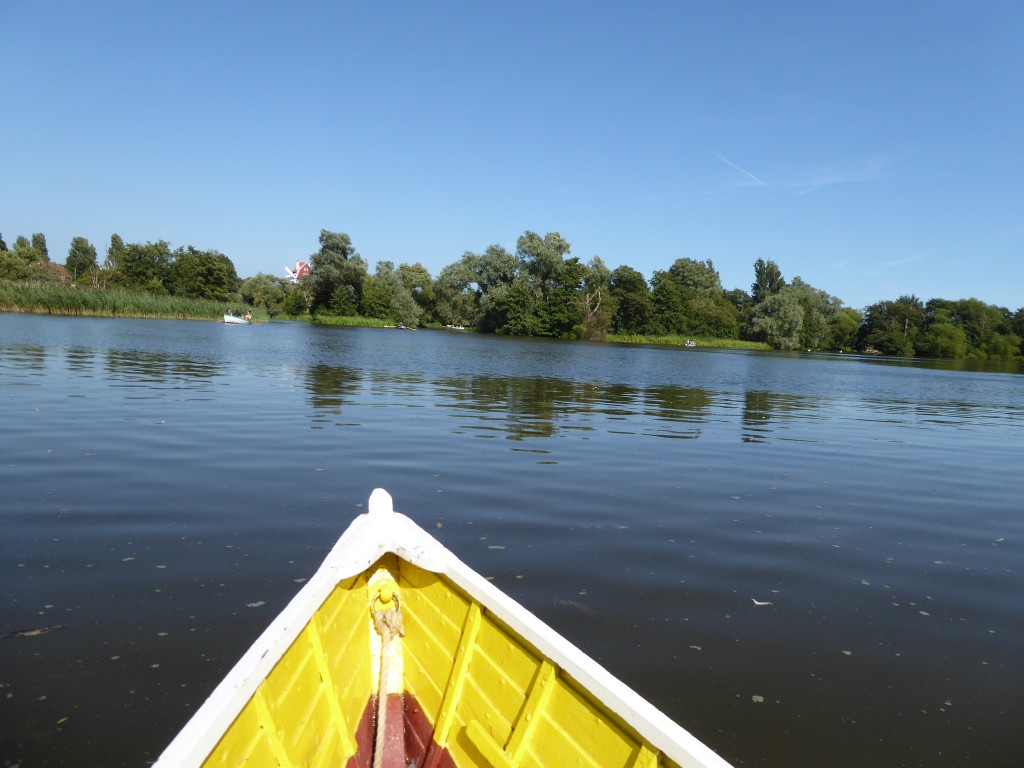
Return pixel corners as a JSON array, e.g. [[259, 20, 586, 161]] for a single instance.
[[284, 261, 312, 283]]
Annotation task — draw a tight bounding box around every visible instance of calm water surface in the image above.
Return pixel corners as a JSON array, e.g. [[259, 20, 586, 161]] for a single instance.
[[1, 314, 1022, 767]]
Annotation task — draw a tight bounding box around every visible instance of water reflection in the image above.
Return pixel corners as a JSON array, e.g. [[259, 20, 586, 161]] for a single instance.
[[105, 349, 221, 388], [305, 364, 361, 413], [301, 366, 821, 442], [66, 346, 95, 374], [296, 346, 1022, 445], [741, 391, 819, 443], [0, 343, 47, 374]]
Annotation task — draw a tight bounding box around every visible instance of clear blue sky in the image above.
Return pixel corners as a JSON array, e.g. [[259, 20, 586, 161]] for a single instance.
[[3, 1, 1022, 311]]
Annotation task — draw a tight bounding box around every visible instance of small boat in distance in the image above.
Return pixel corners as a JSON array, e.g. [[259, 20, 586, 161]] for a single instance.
[[223, 312, 252, 325], [155, 489, 734, 768]]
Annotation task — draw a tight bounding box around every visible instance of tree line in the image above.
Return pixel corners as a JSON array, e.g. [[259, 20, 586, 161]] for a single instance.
[[2, 229, 1021, 361], [0, 232, 239, 302]]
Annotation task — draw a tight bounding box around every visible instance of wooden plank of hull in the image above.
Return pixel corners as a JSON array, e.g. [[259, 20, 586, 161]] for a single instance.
[[156, 490, 734, 768]]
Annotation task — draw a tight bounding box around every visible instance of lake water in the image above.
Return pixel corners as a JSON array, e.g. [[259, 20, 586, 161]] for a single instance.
[[1, 313, 1022, 767]]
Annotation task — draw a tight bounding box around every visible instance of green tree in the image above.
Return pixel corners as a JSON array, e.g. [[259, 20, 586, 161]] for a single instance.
[[431, 260, 478, 327], [609, 265, 654, 334], [110, 239, 172, 292], [746, 289, 805, 349], [398, 262, 434, 319], [858, 295, 925, 355], [539, 256, 589, 337], [240, 273, 293, 315], [827, 307, 864, 352], [309, 230, 367, 313], [169, 247, 239, 300], [668, 257, 722, 298], [13, 235, 45, 263], [484, 278, 543, 336], [0, 235, 33, 279], [468, 246, 518, 298], [470, 246, 526, 332], [751, 258, 786, 304], [916, 308, 969, 359], [650, 258, 736, 337], [517, 231, 571, 301], [359, 261, 421, 326], [105, 234, 127, 270], [66, 236, 98, 281], [782, 278, 840, 350], [31, 233, 48, 260], [579, 257, 615, 341]]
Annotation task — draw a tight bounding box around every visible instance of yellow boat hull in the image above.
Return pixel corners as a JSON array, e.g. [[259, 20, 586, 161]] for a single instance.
[[157, 490, 733, 768]]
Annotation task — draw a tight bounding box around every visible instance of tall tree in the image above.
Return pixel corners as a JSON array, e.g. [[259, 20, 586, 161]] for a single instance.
[[31, 233, 48, 260], [240, 273, 292, 315], [398, 262, 434, 318], [431, 260, 478, 327], [858, 295, 925, 355], [66, 236, 98, 280], [359, 261, 421, 326], [517, 231, 571, 300], [111, 239, 172, 292], [105, 234, 128, 272], [650, 258, 737, 337], [609, 265, 654, 334], [751, 258, 786, 304], [13, 235, 46, 263], [309, 229, 367, 314], [746, 289, 805, 349], [169, 247, 239, 300]]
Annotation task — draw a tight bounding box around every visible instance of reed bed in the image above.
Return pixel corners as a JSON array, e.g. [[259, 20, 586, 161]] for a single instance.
[[606, 332, 771, 350], [311, 314, 391, 327], [0, 281, 263, 322]]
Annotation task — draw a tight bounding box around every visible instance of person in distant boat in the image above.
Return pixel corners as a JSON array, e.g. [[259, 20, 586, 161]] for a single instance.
[[244, 312, 252, 321]]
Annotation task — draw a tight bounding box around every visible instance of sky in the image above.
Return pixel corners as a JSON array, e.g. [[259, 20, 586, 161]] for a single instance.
[[2, 1, 1022, 312]]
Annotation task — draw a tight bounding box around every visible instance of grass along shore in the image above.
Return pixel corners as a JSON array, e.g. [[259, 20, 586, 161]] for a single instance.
[[605, 332, 771, 350], [0, 281, 264, 322], [1, 282, 771, 349]]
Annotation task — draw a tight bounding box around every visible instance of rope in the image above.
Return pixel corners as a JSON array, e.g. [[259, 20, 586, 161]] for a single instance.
[[372, 587, 405, 768]]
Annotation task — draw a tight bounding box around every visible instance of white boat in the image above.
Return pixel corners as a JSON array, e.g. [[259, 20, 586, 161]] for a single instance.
[[155, 489, 734, 768], [223, 313, 252, 325]]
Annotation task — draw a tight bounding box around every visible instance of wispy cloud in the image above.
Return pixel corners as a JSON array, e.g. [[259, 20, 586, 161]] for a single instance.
[[784, 155, 893, 195], [865, 252, 927, 277], [712, 152, 894, 196], [884, 253, 925, 268], [714, 153, 765, 187]]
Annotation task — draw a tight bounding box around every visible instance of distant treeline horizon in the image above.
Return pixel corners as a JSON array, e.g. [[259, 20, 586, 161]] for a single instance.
[[2, 229, 1021, 361]]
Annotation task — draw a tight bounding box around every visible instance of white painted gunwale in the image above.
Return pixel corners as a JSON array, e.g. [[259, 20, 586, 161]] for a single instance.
[[155, 489, 734, 768]]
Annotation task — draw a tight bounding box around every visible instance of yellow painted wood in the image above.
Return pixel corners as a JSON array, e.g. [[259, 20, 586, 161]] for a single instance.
[[202, 575, 370, 768], [505, 661, 556, 761], [253, 688, 294, 768], [198, 556, 686, 768], [308, 613, 354, 757], [521, 678, 637, 768], [465, 720, 517, 768], [629, 745, 662, 768], [432, 601, 483, 746]]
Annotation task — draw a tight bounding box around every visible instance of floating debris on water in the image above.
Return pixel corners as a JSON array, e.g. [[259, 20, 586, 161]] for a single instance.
[[247, 601, 265, 608], [2, 624, 65, 639]]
